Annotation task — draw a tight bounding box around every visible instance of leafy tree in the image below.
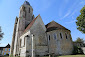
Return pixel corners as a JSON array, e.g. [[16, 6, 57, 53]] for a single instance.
[[72, 46, 84, 54], [76, 6, 85, 33], [0, 26, 4, 40], [75, 37, 84, 43]]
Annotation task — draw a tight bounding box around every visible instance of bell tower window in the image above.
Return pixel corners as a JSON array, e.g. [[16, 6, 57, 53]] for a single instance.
[[48, 35, 50, 40], [29, 8, 30, 13]]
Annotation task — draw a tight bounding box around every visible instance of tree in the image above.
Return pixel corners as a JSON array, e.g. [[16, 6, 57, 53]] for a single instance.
[[75, 37, 84, 43], [76, 6, 85, 33], [0, 26, 4, 40]]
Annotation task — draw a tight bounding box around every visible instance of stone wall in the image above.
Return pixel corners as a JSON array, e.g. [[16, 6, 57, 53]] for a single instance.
[[47, 29, 73, 55], [81, 47, 85, 54], [30, 15, 48, 56]]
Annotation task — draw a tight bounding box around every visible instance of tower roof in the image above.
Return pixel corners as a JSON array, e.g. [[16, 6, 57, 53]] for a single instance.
[[23, 1, 30, 5]]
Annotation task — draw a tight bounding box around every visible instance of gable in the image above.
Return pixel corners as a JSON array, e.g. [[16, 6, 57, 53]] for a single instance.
[[30, 15, 46, 32], [24, 14, 46, 33]]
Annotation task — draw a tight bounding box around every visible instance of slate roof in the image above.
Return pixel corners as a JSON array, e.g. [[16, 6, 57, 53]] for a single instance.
[[24, 15, 39, 33], [0, 44, 10, 50], [23, 1, 30, 6], [45, 21, 70, 32], [5, 44, 10, 48]]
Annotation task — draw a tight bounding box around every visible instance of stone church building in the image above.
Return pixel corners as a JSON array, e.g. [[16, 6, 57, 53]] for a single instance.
[[10, 1, 73, 57]]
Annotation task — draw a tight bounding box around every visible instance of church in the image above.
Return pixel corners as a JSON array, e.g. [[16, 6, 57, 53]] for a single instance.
[[10, 1, 73, 57]]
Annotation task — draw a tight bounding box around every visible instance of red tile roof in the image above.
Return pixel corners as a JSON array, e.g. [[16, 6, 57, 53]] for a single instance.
[[24, 14, 40, 33]]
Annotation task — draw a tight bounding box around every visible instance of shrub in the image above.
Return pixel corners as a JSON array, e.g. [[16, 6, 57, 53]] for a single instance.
[[72, 46, 84, 54]]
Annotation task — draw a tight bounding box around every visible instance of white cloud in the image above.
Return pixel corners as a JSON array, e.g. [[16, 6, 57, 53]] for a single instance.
[[38, 0, 53, 12], [72, 16, 74, 19], [65, 20, 76, 24], [60, 11, 71, 20], [59, 0, 69, 17], [80, 1, 85, 4]]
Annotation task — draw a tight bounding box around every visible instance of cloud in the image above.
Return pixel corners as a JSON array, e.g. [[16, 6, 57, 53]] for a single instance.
[[72, 16, 74, 19], [38, 0, 53, 12], [80, 1, 85, 4], [61, 0, 85, 20], [59, 0, 69, 15], [65, 20, 76, 24], [60, 11, 71, 20]]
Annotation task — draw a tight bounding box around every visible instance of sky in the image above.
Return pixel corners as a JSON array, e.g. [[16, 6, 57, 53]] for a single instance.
[[0, 0, 85, 47]]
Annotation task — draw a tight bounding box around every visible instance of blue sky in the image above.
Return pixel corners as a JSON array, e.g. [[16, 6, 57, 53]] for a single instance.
[[0, 0, 85, 47]]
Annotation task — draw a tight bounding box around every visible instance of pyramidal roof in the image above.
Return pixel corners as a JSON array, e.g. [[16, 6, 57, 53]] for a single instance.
[[45, 21, 70, 32], [23, 1, 30, 5]]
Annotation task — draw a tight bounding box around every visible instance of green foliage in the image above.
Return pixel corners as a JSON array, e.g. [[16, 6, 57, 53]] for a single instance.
[[72, 46, 78, 54], [72, 46, 84, 55], [9, 54, 14, 57], [76, 5, 85, 33], [75, 37, 84, 43], [0, 26, 4, 40]]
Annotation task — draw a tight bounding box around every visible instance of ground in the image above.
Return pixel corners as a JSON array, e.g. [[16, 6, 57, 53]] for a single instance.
[[1, 55, 85, 57], [43, 55, 85, 57]]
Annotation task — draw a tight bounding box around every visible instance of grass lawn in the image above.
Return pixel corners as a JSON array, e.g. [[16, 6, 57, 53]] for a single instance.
[[57, 55, 85, 57], [42, 55, 85, 57]]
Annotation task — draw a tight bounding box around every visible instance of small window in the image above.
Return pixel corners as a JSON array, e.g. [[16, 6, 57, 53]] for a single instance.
[[24, 37, 25, 46], [8, 52, 10, 55], [48, 35, 50, 40], [54, 33, 56, 39], [4, 52, 6, 55], [29, 8, 30, 13], [65, 33, 67, 39], [20, 39, 22, 48], [60, 33, 62, 39], [9, 49, 10, 51], [5, 49, 7, 51]]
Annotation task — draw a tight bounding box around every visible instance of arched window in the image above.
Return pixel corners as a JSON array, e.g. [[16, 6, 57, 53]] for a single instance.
[[24, 37, 25, 47], [54, 33, 57, 39], [48, 35, 50, 40], [60, 33, 62, 39], [65, 33, 67, 39], [20, 39, 22, 48], [29, 8, 30, 13]]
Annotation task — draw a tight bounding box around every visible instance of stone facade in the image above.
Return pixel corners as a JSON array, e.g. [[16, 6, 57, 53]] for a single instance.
[[10, 1, 73, 57], [47, 29, 73, 55]]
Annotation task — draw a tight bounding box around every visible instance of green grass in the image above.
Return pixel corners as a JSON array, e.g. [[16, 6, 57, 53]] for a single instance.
[[57, 55, 85, 57], [42, 55, 85, 57]]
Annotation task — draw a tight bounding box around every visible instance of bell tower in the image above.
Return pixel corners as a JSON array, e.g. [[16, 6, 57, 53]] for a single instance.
[[12, 1, 35, 56], [19, 1, 34, 28]]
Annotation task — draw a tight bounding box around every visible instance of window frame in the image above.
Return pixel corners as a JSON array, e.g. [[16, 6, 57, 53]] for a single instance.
[[48, 35, 50, 41], [29, 8, 30, 13], [65, 33, 68, 39], [5, 48, 7, 51], [24, 37, 25, 47], [60, 33, 62, 39], [53, 33, 57, 40]]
